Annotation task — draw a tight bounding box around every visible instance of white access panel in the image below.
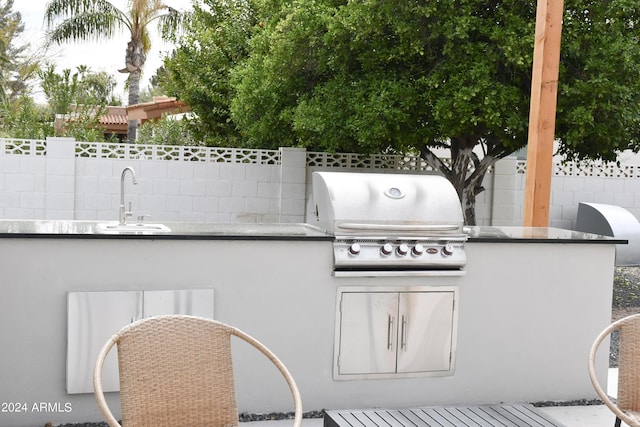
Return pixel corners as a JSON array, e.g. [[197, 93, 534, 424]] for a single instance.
[[66, 291, 142, 394], [143, 289, 215, 318], [67, 289, 214, 394]]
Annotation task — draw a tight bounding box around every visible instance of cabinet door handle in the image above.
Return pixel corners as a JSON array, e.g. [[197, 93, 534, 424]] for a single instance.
[[400, 315, 407, 351], [387, 315, 394, 350]]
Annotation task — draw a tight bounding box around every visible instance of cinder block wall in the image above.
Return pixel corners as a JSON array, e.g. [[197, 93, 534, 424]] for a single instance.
[[0, 138, 307, 223], [2, 137, 640, 228], [75, 159, 284, 223]]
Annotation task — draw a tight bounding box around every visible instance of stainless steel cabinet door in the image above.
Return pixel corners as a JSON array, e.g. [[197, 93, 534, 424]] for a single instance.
[[396, 291, 455, 373], [334, 287, 457, 379], [337, 292, 398, 375]]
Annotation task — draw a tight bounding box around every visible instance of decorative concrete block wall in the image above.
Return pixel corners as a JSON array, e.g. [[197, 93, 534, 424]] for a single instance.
[[73, 157, 289, 223], [545, 162, 640, 229], [0, 138, 47, 219], [2, 137, 640, 228], [45, 138, 76, 219], [0, 138, 307, 223]]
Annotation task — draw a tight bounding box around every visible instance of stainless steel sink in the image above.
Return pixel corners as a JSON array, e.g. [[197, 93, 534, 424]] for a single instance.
[[96, 223, 171, 234]]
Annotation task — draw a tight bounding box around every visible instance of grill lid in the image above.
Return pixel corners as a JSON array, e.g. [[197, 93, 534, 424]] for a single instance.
[[308, 171, 465, 236]]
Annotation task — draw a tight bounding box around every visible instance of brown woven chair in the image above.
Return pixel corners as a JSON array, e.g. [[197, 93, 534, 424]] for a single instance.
[[588, 313, 640, 427], [93, 315, 303, 427]]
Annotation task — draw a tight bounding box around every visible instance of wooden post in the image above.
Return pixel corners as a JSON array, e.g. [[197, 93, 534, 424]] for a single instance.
[[523, 0, 564, 226]]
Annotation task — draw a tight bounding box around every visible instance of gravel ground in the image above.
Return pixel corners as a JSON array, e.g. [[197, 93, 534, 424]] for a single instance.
[[49, 268, 640, 426], [49, 411, 325, 427], [610, 266, 640, 367]]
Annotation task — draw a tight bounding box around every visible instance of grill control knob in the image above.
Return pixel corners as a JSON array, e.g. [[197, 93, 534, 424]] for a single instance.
[[348, 243, 361, 256], [396, 243, 409, 256], [442, 243, 455, 256], [380, 243, 393, 256], [412, 244, 425, 256]]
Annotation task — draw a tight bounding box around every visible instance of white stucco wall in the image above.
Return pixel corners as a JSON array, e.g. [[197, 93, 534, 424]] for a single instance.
[[0, 231, 615, 426]]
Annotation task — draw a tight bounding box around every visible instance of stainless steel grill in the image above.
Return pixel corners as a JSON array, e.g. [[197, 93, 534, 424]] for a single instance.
[[308, 171, 467, 274]]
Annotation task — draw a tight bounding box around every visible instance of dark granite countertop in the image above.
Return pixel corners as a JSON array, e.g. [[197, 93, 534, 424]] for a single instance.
[[465, 226, 627, 244], [0, 220, 333, 241], [0, 221, 626, 244]]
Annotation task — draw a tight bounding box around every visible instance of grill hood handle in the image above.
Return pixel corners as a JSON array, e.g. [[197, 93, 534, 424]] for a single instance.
[[337, 223, 461, 232]]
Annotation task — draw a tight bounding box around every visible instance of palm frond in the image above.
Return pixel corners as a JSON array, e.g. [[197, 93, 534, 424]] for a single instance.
[[157, 8, 188, 40], [46, 11, 126, 43], [45, 0, 130, 39]]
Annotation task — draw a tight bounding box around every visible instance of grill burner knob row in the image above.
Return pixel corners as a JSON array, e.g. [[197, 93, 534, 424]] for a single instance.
[[412, 244, 425, 256]]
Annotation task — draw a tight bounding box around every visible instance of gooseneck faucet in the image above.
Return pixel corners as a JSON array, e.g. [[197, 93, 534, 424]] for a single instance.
[[119, 166, 138, 225]]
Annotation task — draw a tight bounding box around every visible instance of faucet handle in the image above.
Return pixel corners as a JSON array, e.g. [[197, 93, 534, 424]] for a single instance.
[[137, 214, 151, 226], [124, 201, 134, 219]]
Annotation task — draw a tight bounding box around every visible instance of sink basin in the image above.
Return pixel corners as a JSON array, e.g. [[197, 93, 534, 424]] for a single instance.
[[96, 223, 171, 234]]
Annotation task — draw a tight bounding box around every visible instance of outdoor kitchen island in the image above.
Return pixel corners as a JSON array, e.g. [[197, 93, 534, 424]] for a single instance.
[[0, 221, 623, 427]]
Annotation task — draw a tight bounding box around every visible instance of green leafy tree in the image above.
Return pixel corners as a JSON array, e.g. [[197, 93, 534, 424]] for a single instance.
[[38, 64, 121, 141], [39, 64, 79, 116], [159, 0, 258, 145], [1, 64, 118, 140], [44, 0, 185, 142], [75, 65, 122, 106], [229, 0, 640, 225], [1, 95, 52, 139], [0, 0, 40, 104], [136, 113, 196, 146], [62, 105, 110, 142]]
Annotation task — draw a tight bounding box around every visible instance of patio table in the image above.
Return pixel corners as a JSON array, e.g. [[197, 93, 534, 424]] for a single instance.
[[324, 404, 565, 427]]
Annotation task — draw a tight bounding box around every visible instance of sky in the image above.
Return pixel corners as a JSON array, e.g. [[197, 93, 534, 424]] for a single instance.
[[15, 0, 175, 103]]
